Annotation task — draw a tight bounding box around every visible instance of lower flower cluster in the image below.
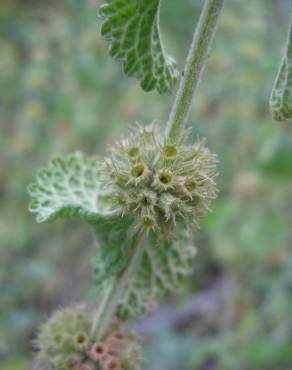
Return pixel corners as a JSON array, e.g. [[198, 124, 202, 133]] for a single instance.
[[34, 306, 142, 370]]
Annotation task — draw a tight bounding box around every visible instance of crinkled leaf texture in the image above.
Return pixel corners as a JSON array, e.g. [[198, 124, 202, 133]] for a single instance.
[[29, 152, 196, 321], [94, 230, 196, 320], [99, 0, 179, 94], [93, 216, 135, 283], [28, 152, 113, 223], [270, 17, 292, 121], [28, 152, 135, 284]]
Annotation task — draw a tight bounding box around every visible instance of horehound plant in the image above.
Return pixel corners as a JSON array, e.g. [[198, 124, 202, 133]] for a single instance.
[[28, 1, 231, 369]]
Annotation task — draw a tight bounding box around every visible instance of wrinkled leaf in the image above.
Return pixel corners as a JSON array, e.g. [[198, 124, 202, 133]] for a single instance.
[[116, 230, 196, 319], [93, 215, 135, 283], [28, 152, 113, 223], [99, 0, 179, 93], [270, 16, 292, 121]]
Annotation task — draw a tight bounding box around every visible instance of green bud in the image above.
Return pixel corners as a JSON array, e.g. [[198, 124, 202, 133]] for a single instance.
[[74, 332, 90, 352]]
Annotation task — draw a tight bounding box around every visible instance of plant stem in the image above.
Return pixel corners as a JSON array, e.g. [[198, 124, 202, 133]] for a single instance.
[[91, 0, 225, 341], [91, 231, 145, 340], [165, 0, 224, 143]]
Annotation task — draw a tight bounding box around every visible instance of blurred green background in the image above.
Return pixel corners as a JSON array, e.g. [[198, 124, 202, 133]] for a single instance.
[[1, 0, 292, 369]]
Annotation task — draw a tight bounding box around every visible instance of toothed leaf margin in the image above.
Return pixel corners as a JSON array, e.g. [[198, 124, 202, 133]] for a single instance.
[[99, 0, 179, 94]]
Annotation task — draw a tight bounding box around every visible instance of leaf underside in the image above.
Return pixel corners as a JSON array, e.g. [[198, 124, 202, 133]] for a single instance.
[[28, 152, 137, 284], [116, 231, 196, 319], [99, 0, 179, 94], [28, 152, 112, 223], [270, 19, 292, 122], [270, 58, 292, 121]]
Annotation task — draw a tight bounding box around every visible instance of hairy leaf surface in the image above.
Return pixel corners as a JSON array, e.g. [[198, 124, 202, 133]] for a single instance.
[[29, 152, 137, 284], [99, 0, 179, 93], [93, 216, 135, 283], [270, 18, 292, 121], [116, 231, 196, 319], [28, 152, 113, 223]]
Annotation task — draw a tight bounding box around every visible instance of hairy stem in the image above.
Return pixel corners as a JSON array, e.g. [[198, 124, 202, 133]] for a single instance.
[[91, 231, 145, 340], [91, 0, 224, 342], [165, 0, 224, 142]]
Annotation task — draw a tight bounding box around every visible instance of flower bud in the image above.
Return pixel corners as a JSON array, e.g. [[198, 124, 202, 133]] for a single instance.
[[93, 343, 109, 360]]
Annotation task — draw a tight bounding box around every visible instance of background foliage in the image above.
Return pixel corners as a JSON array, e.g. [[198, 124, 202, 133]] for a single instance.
[[0, 0, 292, 369]]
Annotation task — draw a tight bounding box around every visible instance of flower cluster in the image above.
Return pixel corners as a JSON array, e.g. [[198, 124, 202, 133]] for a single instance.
[[34, 306, 142, 370], [89, 328, 142, 370], [34, 306, 90, 370], [100, 124, 217, 235]]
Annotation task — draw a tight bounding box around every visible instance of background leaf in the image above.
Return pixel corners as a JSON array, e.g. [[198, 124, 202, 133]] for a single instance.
[[28, 152, 113, 223], [270, 15, 292, 121], [116, 230, 196, 319], [99, 0, 179, 93]]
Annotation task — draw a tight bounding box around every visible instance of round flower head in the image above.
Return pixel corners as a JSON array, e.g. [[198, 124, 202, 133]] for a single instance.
[[100, 124, 217, 235], [34, 307, 143, 370], [34, 306, 91, 370]]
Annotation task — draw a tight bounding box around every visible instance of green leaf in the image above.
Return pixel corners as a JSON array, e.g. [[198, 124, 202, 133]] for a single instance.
[[93, 215, 135, 283], [116, 230, 196, 319], [28, 152, 113, 223], [270, 16, 292, 121], [99, 0, 179, 94]]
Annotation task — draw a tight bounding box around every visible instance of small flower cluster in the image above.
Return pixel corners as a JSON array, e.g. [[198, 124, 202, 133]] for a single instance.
[[89, 328, 142, 370], [100, 124, 217, 235], [34, 306, 142, 370], [35, 306, 91, 370]]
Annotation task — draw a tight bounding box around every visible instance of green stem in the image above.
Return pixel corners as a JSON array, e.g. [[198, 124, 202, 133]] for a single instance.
[[91, 0, 224, 342], [165, 0, 224, 143], [91, 231, 145, 340]]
